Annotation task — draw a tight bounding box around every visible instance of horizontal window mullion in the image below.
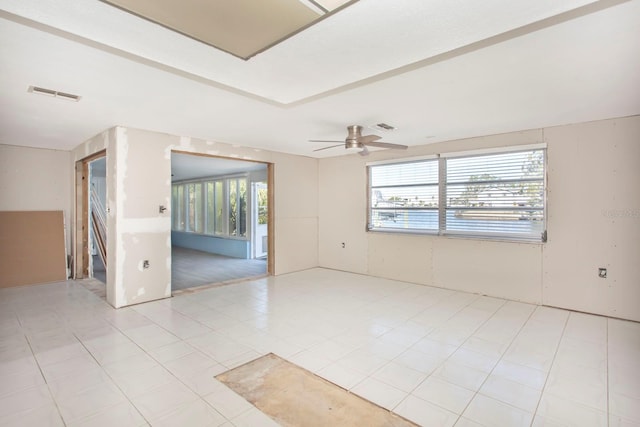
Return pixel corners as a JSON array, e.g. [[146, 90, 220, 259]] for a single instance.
[[372, 183, 438, 190]]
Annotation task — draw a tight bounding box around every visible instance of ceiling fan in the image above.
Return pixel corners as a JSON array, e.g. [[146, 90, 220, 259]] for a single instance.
[[310, 125, 408, 155]]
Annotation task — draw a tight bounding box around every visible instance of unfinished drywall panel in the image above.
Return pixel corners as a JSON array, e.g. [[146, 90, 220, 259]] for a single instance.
[[121, 129, 172, 219], [0, 211, 67, 287], [274, 217, 318, 274], [119, 232, 171, 304], [367, 232, 433, 286], [271, 153, 319, 274], [0, 144, 72, 251], [318, 155, 368, 274], [433, 238, 542, 303], [110, 128, 172, 306], [543, 116, 640, 321]]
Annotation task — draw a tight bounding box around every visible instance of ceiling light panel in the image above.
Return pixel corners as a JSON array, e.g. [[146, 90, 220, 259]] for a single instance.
[[313, 0, 353, 12], [100, 0, 358, 60]]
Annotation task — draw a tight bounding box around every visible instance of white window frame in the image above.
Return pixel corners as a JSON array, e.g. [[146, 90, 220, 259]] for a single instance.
[[171, 174, 249, 240], [367, 144, 547, 242], [368, 155, 440, 234]]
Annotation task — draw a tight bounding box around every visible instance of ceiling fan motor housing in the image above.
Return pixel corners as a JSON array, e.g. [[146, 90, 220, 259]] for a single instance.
[[346, 125, 363, 149]]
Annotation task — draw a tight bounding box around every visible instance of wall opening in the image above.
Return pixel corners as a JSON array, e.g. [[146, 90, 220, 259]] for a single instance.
[[170, 151, 273, 291], [74, 150, 106, 281]]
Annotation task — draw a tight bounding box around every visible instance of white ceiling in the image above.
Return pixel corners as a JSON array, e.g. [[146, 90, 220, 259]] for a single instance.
[[1, 0, 639, 158], [171, 153, 267, 182]]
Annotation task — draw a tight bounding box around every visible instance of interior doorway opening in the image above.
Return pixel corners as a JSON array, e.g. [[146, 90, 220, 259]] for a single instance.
[[170, 152, 273, 292], [88, 157, 107, 283], [74, 150, 107, 284]]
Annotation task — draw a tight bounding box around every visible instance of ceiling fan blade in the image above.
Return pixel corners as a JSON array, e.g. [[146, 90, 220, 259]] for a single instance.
[[363, 141, 408, 150], [313, 144, 344, 152], [309, 139, 343, 143], [358, 134, 381, 144]]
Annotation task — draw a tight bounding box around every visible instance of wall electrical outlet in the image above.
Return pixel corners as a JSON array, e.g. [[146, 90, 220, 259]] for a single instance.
[[143, 260, 150, 269], [598, 268, 607, 278]]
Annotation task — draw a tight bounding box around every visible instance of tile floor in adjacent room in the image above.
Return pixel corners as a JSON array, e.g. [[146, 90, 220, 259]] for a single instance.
[[0, 268, 638, 427]]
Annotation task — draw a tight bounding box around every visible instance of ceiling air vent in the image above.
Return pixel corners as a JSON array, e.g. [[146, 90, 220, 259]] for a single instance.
[[28, 86, 81, 102], [373, 123, 396, 131]]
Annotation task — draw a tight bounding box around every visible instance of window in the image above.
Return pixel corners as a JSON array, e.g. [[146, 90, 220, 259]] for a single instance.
[[172, 176, 248, 239], [228, 178, 247, 237], [205, 181, 224, 235], [186, 183, 203, 233], [369, 159, 439, 232], [368, 146, 546, 241], [172, 184, 184, 231]]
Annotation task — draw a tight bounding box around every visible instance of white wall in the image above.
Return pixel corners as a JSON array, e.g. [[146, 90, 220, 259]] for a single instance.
[[543, 117, 640, 321], [319, 116, 640, 321], [0, 144, 72, 253], [72, 126, 319, 308]]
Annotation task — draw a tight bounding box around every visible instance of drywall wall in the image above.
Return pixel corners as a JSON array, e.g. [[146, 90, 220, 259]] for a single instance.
[[543, 117, 640, 321], [171, 231, 250, 258], [319, 128, 545, 304], [0, 144, 72, 252], [319, 116, 640, 321], [72, 126, 318, 308]]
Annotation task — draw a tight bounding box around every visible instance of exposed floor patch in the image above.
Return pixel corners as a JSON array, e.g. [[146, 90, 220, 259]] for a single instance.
[[216, 353, 418, 427]]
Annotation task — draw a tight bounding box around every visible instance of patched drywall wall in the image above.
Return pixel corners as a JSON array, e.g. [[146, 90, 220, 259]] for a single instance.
[[318, 116, 640, 321], [318, 155, 369, 274], [0, 144, 72, 253], [72, 126, 319, 308], [543, 116, 640, 321]]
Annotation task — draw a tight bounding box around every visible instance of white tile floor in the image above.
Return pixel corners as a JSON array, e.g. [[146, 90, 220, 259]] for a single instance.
[[1, 268, 639, 427]]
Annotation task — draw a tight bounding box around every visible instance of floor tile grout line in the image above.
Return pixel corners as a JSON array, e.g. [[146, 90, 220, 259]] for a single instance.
[[97, 296, 265, 423], [69, 330, 152, 425], [345, 292, 488, 396], [411, 298, 535, 424], [22, 331, 68, 427], [383, 295, 508, 423], [444, 301, 540, 425], [526, 309, 571, 427], [73, 321, 232, 425]]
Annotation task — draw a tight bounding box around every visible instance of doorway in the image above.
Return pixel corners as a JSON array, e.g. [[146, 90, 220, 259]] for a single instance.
[[88, 157, 107, 283], [74, 150, 107, 283], [170, 152, 273, 291], [252, 182, 268, 259]]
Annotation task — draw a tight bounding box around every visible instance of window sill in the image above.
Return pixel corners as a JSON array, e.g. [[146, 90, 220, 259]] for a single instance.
[[367, 228, 544, 244]]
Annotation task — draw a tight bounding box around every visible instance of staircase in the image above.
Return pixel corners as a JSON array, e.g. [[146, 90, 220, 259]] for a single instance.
[[90, 185, 107, 268]]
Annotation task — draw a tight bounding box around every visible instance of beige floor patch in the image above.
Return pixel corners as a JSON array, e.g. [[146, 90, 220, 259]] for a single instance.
[[216, 353, 418, 427]]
